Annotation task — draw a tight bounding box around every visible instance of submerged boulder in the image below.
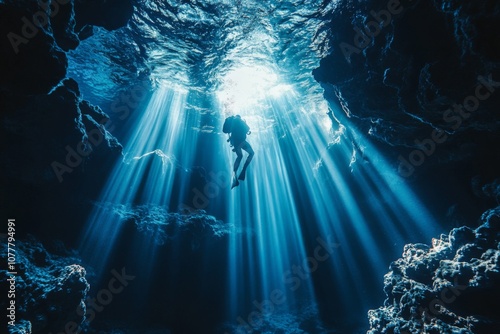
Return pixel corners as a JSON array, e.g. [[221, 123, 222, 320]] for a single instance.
[[0, 236, 89, 334], [96, 203, 232, 249], [367, 207, 500, 334]]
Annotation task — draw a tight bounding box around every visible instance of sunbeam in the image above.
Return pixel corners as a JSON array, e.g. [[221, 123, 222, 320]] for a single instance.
[[73, 44, 444, 334], [78, 53, 442, 329], [79, 84, 193, 275], [215, 62, 441, 329], [4, 0, 498, 332]]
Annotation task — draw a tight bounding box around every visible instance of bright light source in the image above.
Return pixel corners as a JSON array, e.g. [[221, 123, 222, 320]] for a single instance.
[[216, 65, 293, 135], [216, 65, 290, 116], [269, 84, 293, 97]]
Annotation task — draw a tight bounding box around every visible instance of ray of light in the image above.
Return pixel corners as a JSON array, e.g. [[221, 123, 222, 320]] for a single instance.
[[216, 61, 441, 324], [77, 48, 442, 332], [79, 84, 193, 278]]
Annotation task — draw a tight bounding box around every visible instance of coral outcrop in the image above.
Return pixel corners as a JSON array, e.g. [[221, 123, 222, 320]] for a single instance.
[[368, 207, 500, 333], [0, 237, 89, 334], [97, 203, 232, 249]]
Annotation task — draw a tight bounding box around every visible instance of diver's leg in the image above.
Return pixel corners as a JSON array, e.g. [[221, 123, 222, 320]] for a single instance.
[[232, 147, 243, 188], [238, 142, 254, 181], [233, 146, 243, 173]]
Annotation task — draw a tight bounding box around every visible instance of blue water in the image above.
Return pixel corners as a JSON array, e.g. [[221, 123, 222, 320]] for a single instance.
[[68, 0, 441, 332]]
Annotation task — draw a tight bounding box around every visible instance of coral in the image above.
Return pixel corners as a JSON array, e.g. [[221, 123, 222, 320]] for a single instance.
[[97, 203, 233, 249], [0, 237, 89, 334], [367, 207, 500, 334]]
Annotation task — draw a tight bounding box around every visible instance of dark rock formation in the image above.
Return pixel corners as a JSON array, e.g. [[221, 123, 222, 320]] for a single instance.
[[97, 203, 232, 249], [1, 78, 121, 184], [0, 0, 134, 93], [314, 0, 500, 175], [0, 1, 67, 94], [367, 207, 500, 333], [222, 304, 334, 334], [75, 0, 134, 32], [88, 204, 235, 334], [0, 0, 132, 243], [0, 77, 122, 243], [0, 236, 89, 334]]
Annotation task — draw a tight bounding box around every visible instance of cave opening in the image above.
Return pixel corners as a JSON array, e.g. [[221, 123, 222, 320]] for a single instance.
[[4, 0, 499, 333], [68, 2, 440, 332]]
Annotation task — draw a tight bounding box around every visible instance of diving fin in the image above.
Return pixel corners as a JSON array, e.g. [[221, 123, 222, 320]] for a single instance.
[[231, 176, 240, 189]]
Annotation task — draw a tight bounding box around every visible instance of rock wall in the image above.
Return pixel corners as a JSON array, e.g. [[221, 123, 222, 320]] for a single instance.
[[314, 0, 500, 176], [0, 0, 134, 242]]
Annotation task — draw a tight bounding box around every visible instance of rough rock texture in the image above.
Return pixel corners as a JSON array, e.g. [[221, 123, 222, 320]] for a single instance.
[[0, 77, 123, 243], [0, 0, 132, 95], [97, 203, 232, 249], [0, 0, 132, 243], [222, 304, 335, 334], [0, 236, 90, 334], [0, 0, 127, 182], [1, 78, 122, 184], [314, 0, 500, 172], [367, 207, 500, 334], [0, 0, 68, 94]]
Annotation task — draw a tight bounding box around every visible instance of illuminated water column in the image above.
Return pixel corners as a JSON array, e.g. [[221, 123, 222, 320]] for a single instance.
[[79, 84, 193, 277], [260, 91, 385, 312], [217, 67, 318, 323], [265, 88, 441, 310], [224, 116, 317, 320], [218, 63, 441, 325]]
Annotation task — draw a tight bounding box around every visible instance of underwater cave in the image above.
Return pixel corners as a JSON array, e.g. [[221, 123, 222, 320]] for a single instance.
[[1, 0, 500, 333]]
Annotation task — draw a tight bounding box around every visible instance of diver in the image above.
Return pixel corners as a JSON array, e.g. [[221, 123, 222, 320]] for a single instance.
[[222, 115, 254, 189]]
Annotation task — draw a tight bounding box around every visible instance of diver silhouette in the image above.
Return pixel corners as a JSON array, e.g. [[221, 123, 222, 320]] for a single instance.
[[222, 115, 254, 189]]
